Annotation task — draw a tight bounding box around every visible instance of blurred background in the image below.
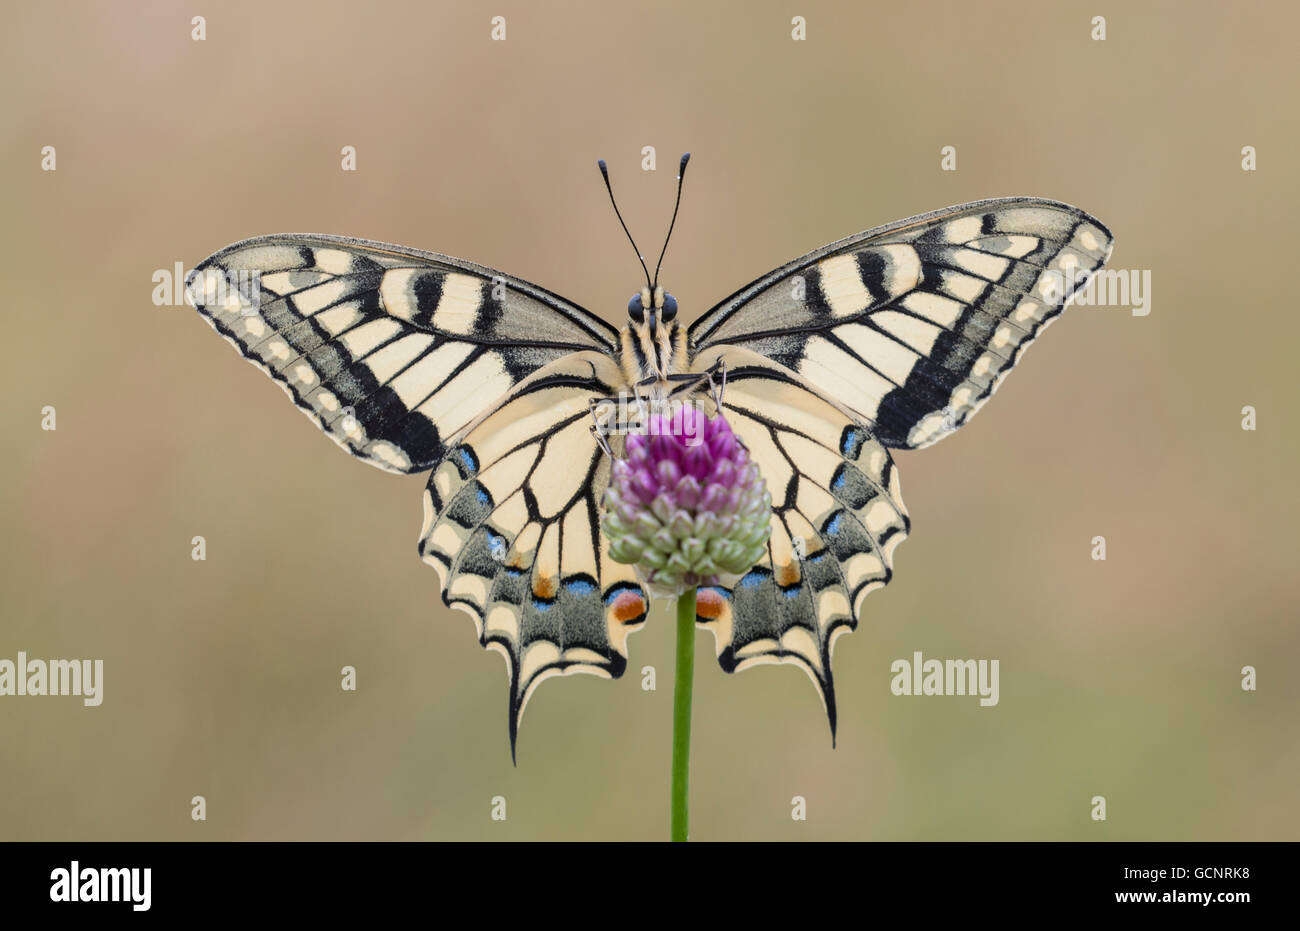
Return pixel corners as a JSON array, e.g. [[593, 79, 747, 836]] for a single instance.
[[2, 0, 1296, 840]]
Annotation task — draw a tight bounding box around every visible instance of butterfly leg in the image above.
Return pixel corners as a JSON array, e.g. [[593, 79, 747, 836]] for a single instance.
[[658, 359, 727, 408], [709, 359, 728, 410], [587, 396, 616, 457], [630, 385, 650, 426], [587, 392, 656, 455], [589, 425, 612, 458], [588, 359, 730, 459]]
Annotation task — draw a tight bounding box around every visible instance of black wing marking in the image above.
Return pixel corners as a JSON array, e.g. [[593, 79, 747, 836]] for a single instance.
[[689, 198, 1114, 449], [188, 234, 619, 473]]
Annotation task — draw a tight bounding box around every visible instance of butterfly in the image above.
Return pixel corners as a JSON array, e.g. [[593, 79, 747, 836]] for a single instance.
[[186, 154, 1113, 758]]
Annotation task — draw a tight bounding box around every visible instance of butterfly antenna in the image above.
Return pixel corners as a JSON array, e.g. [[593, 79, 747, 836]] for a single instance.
[[652, 152, 691, 290], [598, 158, 652, 292]]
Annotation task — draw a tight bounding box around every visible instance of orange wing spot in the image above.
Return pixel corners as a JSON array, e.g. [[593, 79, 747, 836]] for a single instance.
[[610, 591, 647, 623], [695, 588, 728, 620], [775, 561, 801, 587], [532, 574, 558, 600]]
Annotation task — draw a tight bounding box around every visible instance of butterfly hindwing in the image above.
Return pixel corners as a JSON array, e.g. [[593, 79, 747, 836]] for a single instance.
[[689, 198, 1114, 449], [417, 352, 650, 758], [187, 234, 619, 473], [691, 347, 909, 738]]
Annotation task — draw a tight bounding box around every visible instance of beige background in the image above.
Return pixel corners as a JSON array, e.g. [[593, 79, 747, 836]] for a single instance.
[[2, 0, 1296, 840]]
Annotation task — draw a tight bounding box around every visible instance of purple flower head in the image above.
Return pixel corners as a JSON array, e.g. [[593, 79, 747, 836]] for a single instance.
[[602, 404, 772, 596]]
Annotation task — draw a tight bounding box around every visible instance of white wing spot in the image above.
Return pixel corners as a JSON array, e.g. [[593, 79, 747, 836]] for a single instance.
[[369, 441, 411, 470], [1037, 271, 1066, 303], [266, 338, 291, 362], [1013, 300, 1040, 324]]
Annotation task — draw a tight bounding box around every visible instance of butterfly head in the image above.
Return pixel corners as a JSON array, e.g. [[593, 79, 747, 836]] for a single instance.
[[627, 286, 679, 332]]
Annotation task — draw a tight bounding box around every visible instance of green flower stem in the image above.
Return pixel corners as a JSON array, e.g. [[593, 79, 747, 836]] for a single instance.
[[671, 589, 696, 842]]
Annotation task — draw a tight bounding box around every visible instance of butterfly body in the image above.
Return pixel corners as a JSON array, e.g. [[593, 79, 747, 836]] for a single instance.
[[187, 182, 1112, 757], [618, 319, 688, 389]]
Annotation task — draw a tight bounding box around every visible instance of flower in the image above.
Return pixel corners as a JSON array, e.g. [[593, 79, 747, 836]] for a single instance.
[[602, 404, 772, 596]]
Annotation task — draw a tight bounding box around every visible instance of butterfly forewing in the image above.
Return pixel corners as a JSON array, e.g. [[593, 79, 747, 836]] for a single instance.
[[187, 234, 618, 474], [689, 198, 1114, 449]]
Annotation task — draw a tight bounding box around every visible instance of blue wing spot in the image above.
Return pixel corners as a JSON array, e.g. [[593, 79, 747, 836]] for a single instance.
[[458, 447, 478, 474], [831, 466, 846, 492], [840, 428, 859, 457], [531, 598, 554, 612], [739, 570, 766, 590], [564, 579, 597, 596], [825, 512, 843, 536], [698, 584, 732, 601], [782, 584, 803, 599]]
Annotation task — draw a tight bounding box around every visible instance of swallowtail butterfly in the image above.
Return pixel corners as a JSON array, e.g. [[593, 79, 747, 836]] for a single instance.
[[187, 154, 1113, 757]]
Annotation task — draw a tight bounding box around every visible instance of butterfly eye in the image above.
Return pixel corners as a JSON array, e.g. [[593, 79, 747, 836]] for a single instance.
[[661, 292, 678, 321], [627, 293, 645, 321]]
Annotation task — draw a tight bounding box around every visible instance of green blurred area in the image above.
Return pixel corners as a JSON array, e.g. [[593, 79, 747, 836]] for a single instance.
[[1, 0, 1296, 840]]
